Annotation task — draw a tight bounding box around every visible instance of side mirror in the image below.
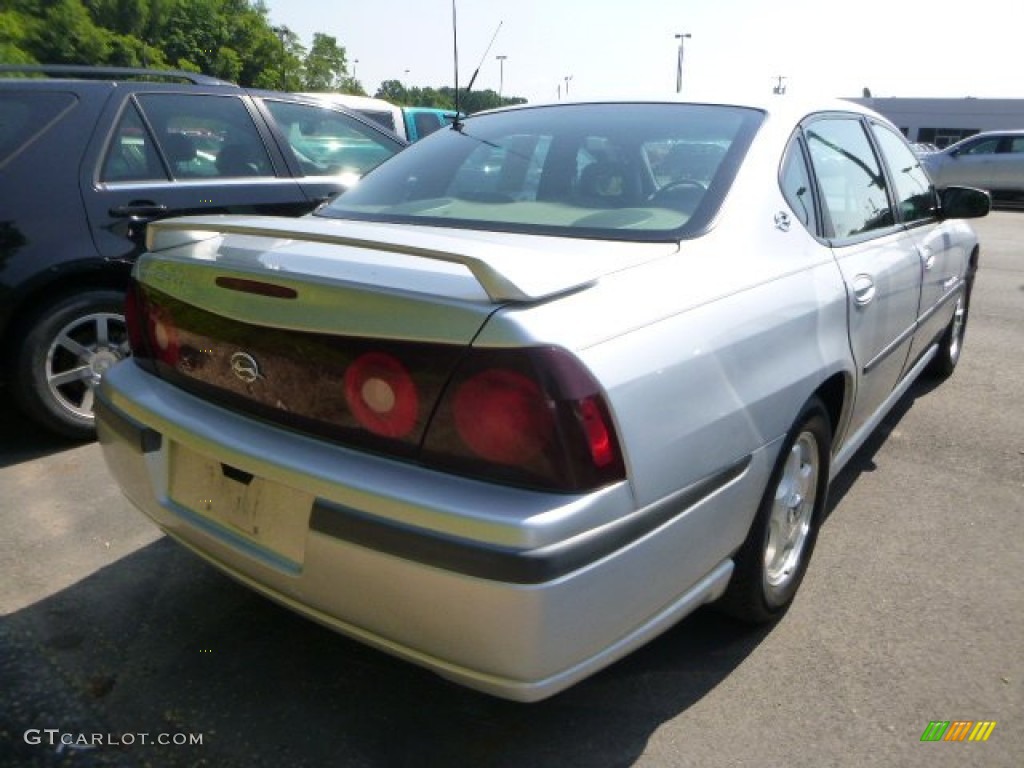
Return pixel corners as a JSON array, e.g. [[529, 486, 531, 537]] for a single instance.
[[939, 186, 991, 220]]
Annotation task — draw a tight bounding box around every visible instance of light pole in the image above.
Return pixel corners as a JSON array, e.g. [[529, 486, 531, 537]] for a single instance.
[[496, 54, 508, 102], [674, 32, 691, 93], [353, 59, 359, 79], [772, 75, 787, 95], [273, 25, 289, 90], [564, 74, 573, 98]]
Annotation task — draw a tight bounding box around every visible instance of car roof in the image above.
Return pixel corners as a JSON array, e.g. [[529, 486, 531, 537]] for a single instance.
[[0, 64, 234, 86], [470, 94, 890, 130]]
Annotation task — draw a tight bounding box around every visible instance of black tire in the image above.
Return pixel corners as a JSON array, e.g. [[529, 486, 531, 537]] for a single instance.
[[13, 290, 129, 440], [716, 396, 832, 623], [927, 292, 968, 379]]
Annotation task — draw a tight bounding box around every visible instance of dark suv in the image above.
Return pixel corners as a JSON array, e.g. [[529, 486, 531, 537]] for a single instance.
[[0, 65, 405, 438]]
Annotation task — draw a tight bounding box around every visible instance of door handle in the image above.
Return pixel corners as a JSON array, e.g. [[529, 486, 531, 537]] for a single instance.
[[851, 274, 876, 306], [920, 248, 936, 271]]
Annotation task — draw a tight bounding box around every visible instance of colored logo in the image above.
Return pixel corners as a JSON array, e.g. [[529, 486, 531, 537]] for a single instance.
[[920, 721, 996, 742]]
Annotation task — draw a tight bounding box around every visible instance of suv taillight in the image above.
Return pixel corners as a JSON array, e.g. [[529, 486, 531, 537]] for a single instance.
[[422, 347, 626, 492]]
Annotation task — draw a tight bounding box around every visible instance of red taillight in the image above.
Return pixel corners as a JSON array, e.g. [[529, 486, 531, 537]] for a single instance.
[[423, 347, 625, 492], [579, 396, 616, 468], [147, 303, 180, 365], [452, 369, 554, 465], [344, 352, 419, 438], [126, 281, 179, 366], [124, 283, 147, 355]]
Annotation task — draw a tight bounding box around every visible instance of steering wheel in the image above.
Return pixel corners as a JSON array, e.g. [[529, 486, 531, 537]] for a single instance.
[[650, 178, 707, 202]]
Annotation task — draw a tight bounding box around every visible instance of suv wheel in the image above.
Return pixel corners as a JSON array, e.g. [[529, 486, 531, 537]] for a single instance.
[[14, 290, 130, 440]]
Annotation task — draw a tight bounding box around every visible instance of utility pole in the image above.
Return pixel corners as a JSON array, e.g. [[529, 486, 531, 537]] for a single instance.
[[674, 32, 691, 93]]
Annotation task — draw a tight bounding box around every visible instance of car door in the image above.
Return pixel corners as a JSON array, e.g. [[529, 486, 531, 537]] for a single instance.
[[804, 115, 922, 439], [83, 89, 313, 262], [997, 135, 1024, 191], [868, 121, 967, 364], [944, 134, 1003, 189]]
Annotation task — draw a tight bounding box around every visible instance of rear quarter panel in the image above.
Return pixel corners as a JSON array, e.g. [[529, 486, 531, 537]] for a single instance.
[[476, 190, 853, 521]]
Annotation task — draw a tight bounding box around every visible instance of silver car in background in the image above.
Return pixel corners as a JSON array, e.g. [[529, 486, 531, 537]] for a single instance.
[[921, 129, 1024, 200], [96, 97, 989, 701]]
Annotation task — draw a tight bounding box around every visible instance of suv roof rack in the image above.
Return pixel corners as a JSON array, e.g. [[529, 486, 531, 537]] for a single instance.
[[0, 64, 233, 86]]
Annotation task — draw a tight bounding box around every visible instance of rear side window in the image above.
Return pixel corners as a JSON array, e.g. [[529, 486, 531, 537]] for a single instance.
[[780, 139, 819, 233], [805, 117, 894, 239], [0, 91, 77, 169], [101, 101, 165, 182], [137, 93, 274, 179]]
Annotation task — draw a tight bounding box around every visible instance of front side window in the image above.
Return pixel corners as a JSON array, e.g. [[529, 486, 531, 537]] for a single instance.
[[263, 99, 402, 179], [870, 122, 937, 225], [319, 103, 763, 241], [805, 117, 894, 240], [959, 137, 1000, 156]]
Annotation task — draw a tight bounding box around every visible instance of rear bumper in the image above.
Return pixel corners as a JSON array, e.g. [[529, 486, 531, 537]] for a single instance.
[[97, 361, 768, 701]]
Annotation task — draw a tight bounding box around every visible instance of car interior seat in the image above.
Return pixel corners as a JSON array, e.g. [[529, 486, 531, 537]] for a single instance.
[[216, 142, 266, 177], [162, 133, 197, 177], [576, 160, 639, 207]]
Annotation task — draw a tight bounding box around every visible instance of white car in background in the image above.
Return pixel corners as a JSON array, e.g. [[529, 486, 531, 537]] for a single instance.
[[97, 97, 989, 701]]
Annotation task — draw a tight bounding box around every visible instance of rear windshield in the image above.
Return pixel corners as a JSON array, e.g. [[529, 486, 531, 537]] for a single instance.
[[0, 91, 77, 169], [319, 103, 764, 241]]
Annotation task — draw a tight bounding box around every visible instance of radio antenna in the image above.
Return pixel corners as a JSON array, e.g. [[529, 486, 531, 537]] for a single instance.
[[452, 0, 461, 127], [465, 20, 502, 94]]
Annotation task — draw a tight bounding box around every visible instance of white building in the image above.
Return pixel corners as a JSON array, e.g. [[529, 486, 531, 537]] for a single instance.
[[845, 97, 1024, 148]]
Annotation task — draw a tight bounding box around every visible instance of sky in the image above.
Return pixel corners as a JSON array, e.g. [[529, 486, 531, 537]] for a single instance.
[[262, 0, 1022, 105]]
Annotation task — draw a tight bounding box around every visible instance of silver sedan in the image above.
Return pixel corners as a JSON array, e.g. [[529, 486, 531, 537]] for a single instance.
[[96, 97, 989, 701]]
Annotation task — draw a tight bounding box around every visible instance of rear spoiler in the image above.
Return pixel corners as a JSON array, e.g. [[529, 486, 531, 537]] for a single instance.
[[146, 215, 674, 303]]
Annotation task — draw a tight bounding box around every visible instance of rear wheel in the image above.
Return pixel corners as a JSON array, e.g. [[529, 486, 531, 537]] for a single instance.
[[13, 290, 129, 440], [717, 397, 832, 623]]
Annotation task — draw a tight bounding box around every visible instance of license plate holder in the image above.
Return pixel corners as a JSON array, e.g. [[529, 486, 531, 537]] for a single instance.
[[168, 442, 312, 567]]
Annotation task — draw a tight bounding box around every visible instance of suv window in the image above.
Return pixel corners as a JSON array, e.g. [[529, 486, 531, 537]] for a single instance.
[[102, 101, 165, 181], [870, 122, 936, 225], [0, 91, 77, 168], [138, 93, 273, 178], [805, 117, 894, 239], [262, 99, 399, 178]]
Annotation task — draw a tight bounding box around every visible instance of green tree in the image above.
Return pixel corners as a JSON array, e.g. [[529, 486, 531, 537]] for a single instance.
[[0, 10, 39, 64], [375, 79, 408, 105], [303, 32, 346, 91], [31, 0, 111, 64]]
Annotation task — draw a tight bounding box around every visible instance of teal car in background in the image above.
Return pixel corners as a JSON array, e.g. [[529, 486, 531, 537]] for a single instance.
[[301, 93, 458, 142]]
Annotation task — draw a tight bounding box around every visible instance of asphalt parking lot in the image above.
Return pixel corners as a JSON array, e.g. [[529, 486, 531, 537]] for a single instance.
[[1, 212, 1021, 768]]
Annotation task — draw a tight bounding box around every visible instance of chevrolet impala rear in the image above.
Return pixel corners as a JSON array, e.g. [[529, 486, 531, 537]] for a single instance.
[[97, 101, 987, 700]]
